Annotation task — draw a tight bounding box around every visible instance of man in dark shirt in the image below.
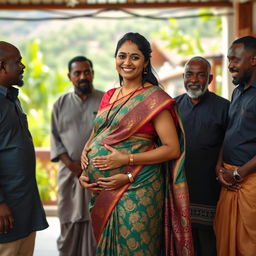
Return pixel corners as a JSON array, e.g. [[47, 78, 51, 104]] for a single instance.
[[0, 41, 48, 255], [175, 56, 229, 256], [215, 36, 256, 255]]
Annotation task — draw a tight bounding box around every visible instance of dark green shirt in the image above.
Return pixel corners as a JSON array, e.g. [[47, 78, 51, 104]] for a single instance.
[[0, 85, 48, 243]]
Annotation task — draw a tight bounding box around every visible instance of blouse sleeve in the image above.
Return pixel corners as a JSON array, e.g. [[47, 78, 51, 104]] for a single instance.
[[136, 99, 178, 135], [98, 88, 116, 111]]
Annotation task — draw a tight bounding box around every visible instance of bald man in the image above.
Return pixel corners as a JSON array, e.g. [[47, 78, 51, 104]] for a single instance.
[[175, 57, 230, 256], [0, 41, 48, 256]]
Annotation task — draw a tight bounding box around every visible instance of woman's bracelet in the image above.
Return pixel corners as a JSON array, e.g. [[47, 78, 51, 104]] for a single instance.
[[126, 172, 134, 183], [128, 154, 134, 166]]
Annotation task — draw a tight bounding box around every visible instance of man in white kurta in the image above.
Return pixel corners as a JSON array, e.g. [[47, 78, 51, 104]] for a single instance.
[[50, 56, 104, 256]]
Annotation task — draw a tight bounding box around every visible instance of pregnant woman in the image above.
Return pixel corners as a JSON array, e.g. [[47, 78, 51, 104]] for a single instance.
[[79, 32, 193, 256]]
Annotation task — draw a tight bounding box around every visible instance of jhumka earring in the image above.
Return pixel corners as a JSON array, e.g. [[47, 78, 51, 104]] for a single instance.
[[143, 68, 148, 74]]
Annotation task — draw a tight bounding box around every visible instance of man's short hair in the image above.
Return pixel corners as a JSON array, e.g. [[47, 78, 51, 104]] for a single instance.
[[232, 36, 256, 51], [68, 56, 93, 72], [185, 56, 211, 73]]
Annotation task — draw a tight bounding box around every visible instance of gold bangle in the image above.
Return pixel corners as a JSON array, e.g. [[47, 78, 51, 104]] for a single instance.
[[126, 172, 134, 183], [129, 154, 134, 166]]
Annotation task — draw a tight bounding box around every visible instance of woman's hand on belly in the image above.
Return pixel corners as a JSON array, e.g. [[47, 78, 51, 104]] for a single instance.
[[81, 146, 91, 171], [92, 144, 129, 170], [97, 174, 130, 191], [79, 173, 102, 192]]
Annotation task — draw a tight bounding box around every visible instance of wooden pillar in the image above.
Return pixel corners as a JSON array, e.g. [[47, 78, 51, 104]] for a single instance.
[[254, 2, 256, 35], [234, 1, 253, 37], [209, 58, 222, 93], [221, 8, 235, 100]]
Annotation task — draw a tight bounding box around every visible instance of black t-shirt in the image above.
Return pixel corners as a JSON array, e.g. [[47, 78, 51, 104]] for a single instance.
[[223, 81, 256, 166]]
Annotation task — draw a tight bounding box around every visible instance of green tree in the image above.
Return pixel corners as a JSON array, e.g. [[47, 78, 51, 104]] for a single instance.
[[20, 17, 167, 91], [19, 40, 69, 146], [18, 40, 67, 201], [157, 8, 222, 56]]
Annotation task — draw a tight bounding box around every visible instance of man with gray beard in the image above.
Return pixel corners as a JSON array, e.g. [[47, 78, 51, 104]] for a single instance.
[[175, 57, 230, 256], [51, 56, 104, 256]]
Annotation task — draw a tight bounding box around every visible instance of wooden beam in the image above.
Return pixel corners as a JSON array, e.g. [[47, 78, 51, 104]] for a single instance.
[[0, 2, 232, 10]]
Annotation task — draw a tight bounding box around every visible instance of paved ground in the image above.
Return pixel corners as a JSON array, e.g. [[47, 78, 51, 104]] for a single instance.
[[34, 217, 59, 256]]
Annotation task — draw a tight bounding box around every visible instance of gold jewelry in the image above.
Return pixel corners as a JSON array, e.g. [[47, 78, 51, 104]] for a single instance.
[[126, 172, 134, 183], [129, 154, 134, 165]]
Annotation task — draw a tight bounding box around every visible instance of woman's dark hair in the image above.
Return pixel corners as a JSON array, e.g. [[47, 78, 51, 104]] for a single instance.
[[114, 32, 159, 86]]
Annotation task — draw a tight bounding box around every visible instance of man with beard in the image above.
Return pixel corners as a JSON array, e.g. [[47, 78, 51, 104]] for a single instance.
[[214, 36, 256, 256], [175, 56, 230, 256], [50, 56, 104, 256], [0, 41, 48, 255]]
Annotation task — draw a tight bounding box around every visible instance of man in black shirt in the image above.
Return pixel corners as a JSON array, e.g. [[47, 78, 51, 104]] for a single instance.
[[0, 41, 48, 255], [175, 56, 230, 256], [215, 36, 256, 255]]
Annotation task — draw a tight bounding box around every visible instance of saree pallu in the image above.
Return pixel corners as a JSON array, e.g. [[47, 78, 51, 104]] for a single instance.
[[214, 163, 256, 256], [85, 86, 193, 255]]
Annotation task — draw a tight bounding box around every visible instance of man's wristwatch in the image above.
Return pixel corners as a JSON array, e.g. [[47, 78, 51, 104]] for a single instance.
[[233, 168, 242, 182]]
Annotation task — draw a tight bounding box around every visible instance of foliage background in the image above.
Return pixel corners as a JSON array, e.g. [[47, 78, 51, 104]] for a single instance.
[[0, 9, 222, 200], [2, 8, 221, 148]]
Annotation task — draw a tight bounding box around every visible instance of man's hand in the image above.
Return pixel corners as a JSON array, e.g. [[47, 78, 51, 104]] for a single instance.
[[0, 203, 14, 234], [59, 153, 82, 177], [217, 167, 241, 192], [67, 161, 82, 177]]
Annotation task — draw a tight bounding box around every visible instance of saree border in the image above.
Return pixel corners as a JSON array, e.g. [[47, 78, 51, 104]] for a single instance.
[[101, 89, 176, 145], [91, 146, 153, 244]]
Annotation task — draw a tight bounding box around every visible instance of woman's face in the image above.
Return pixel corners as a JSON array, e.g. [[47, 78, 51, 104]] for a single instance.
[[115, 40, 147, 83]]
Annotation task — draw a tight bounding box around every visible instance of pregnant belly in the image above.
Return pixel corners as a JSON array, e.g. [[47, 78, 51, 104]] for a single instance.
[[84, 135, 154, 183], [84, 144, 121, 183]]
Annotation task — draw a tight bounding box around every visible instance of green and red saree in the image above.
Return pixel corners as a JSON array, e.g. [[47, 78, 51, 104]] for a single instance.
[[85, 85, 193, 255]]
